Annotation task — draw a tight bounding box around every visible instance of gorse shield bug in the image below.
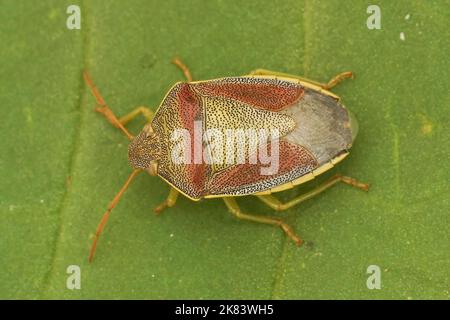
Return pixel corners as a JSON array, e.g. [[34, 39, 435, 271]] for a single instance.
[[84, 58, 369, 262]]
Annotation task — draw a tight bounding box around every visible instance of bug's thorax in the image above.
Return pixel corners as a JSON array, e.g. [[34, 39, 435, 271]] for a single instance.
[[128, 123, 161, 175]]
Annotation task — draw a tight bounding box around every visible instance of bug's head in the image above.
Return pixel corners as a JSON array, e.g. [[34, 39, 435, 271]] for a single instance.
[[128, 123, 160, 175]]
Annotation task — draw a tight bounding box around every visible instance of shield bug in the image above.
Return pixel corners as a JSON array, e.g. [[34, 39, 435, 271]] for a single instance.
[[84, 58, 369, 262]]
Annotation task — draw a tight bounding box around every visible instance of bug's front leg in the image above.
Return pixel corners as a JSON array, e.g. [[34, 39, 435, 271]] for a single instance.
[[118, 106, 154, 125], [154, 187, 180, 214], [256, 174, 369, 212], [223, 197, 302, 246], [172, 57, 193, 82]]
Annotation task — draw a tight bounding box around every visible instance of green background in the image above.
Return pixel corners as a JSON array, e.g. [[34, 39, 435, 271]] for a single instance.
[[0, 0, 448, 299]]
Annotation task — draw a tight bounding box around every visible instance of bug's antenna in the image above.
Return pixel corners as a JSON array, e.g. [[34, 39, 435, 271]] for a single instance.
[[83, 70, 134, 141], [89, 169, 141, 263]]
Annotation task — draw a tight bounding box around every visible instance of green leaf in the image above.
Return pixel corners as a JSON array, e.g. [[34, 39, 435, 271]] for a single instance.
[[1, 0, 448, 299]]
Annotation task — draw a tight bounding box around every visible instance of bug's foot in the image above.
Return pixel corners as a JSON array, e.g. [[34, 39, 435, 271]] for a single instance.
[[154, 202, 169, 215], [338, 175, 370, 192], [154, 189, 179, 215], [278, 220, 303, 246]]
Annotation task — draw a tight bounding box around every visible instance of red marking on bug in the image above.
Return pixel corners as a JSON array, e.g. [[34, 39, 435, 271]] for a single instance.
[[194, 78, 304, 111], [208, 140, 318, 194], [177, 83, 206, 195]]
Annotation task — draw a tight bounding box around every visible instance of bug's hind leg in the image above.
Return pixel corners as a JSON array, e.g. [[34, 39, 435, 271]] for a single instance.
[[223, 197, 302, 246], [154, 187, 180, 214], [172, 57, 193, 81], [256, 174, 369, 212], [248, 69, 353, 90]]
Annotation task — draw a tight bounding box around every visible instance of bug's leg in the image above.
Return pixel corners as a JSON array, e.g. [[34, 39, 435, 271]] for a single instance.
[[118, 106, 154, 125], [172, 57, 193, 82], [154, 187, 180, 214], [256, 174, 369, 212], [223, 197, 302, 246], [83, 71, 134, 140], [321, 72, 354, 90], [248, 69, 353, 90]]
